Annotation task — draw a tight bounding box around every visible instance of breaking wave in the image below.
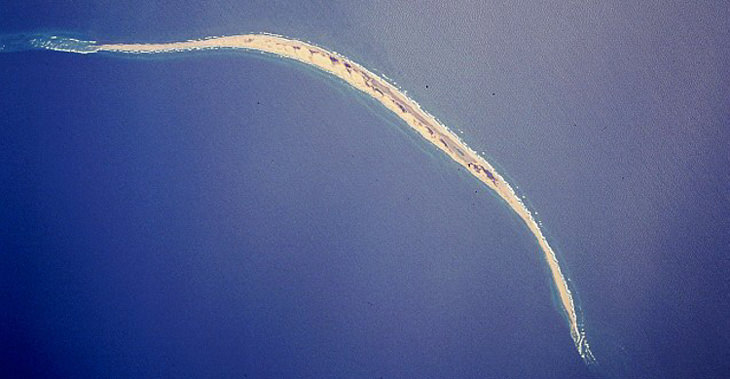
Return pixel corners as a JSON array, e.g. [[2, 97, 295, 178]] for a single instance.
[[0, 33, 98, 54]]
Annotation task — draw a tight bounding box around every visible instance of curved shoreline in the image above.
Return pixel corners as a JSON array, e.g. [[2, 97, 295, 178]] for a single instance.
[[31, 33, 594, 363]]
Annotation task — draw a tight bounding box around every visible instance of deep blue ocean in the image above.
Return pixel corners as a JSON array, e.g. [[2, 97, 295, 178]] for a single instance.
[[2, 2, 728, 378]]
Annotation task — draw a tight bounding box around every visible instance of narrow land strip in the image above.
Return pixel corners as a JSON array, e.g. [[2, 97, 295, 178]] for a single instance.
[[46, 33, 593, 362]]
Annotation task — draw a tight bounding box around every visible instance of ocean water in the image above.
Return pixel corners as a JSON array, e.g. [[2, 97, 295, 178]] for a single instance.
[[2, 2, 729, 378]]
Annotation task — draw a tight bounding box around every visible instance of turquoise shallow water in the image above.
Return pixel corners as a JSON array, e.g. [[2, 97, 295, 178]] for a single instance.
[[2, 2, 729, 377]]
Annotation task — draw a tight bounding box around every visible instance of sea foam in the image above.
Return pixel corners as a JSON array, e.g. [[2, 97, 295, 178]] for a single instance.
[[0, 33, 98, 54]]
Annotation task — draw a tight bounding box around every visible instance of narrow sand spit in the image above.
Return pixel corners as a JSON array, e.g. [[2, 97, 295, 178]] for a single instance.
[[48, 33, 594, 362]]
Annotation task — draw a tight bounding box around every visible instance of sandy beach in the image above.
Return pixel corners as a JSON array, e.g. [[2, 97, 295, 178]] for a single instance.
[[93, 34, 593, 361]]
